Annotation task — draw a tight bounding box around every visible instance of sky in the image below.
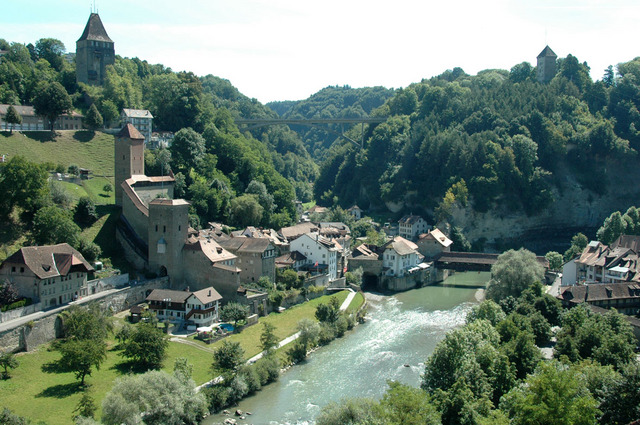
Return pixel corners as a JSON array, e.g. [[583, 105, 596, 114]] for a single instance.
[[2, 0, 639, 103]]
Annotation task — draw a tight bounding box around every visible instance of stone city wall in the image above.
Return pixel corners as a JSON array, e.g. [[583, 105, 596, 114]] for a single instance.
[[0, 277, 170, 353]]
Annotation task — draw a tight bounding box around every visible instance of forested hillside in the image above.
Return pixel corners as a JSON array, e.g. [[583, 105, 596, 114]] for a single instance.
[[0, 37, 316, 226], [267, 85, 395, 160], [314, 57, 640, 246]]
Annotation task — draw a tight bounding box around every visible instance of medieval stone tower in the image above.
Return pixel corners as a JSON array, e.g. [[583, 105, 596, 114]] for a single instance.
[[114, 124, 145, 206], [148, 199, 189, 285], [537, 45, 557, 83], [76, 13, 115, 86]]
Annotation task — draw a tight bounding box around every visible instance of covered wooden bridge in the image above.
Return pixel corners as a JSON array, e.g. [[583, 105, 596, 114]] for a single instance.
[[434, 251, 549, 272]]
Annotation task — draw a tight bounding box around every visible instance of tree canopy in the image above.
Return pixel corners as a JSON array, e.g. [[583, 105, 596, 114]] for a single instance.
[[485, 249, 545, 302]]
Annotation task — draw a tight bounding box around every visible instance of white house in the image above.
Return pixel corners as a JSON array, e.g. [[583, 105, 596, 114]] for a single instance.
[[146, 287, 222, 327], [121, 109, 153, 143], [398, 215, 430, 241], [381, 236, 425, 277], [289, 232, 339, 280]]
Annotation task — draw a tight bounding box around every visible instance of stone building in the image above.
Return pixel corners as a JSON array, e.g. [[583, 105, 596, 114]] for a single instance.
[[0, 244, 94, 308], [115, 123, 244, 303], [416, 227, 453, 259], [216, 237, 277, 284], [537, 45, 557, 83], [76, 13, 115, 86], [0, 104, 83, 131]]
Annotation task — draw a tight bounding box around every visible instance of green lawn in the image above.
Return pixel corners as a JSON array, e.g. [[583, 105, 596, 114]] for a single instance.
[[0, 130, 115, 176], [0, 291, 362, 425]]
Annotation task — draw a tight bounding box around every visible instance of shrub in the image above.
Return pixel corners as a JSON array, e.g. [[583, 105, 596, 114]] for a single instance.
[[335, 315, 349, 337], [317, 323, 336, 346], [1, 298, 32, 312], [204, 385, 231, 413], [255, 354, 280, 385], [238, 365, 261, 394]]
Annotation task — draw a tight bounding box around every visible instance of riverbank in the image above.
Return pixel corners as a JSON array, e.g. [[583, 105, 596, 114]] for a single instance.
[[204, 272, 490, 425], [0, 291, 361, 425]]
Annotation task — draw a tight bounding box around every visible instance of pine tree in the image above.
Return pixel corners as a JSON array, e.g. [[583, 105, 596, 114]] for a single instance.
[[4, 105, 22, 134], [83, 103, 103, 131]]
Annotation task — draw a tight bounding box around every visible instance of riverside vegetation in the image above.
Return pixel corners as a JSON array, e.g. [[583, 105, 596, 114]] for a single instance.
[[0, 291, 364, 424]]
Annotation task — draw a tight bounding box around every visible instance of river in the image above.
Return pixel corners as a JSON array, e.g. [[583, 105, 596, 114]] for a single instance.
[[205, 271, 490, 425]]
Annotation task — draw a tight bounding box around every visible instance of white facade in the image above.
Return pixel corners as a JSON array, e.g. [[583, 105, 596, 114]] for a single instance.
[[382, 245, 423, 277], [398, 215, 430, 241], [121, 109, 153, 143], [289, 233, 339, 280], [561, 259, 577, 286]]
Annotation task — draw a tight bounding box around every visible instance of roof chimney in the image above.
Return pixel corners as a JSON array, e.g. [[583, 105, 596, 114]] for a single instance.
[[208, 289, 211, 296]]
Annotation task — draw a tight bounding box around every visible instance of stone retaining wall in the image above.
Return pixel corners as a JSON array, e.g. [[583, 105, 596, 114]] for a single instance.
[[0, 277, 170, 353], [0, 302, 43, 324]]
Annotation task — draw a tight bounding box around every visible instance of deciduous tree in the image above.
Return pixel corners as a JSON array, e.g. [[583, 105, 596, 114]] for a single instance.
[[32, 81, 72, 131], [485, 249, 545, 302], [121, 323, 168, 369]]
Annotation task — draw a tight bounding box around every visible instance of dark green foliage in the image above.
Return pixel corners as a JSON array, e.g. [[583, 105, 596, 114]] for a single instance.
[[74, 196, 98, 226], [500, 361, 598, 425], [564, 232, 588, 261], [313, 55, 639, 218], [169, 127, 206, 172], [315, 296, 341, 323], [599, 362, 640, 425], [73, 389, 97, 421], [259, 321, 278, 354], [212, 340, 244, 374], [120, 323, 168, 369], [82, 104, 103, 130], [0, 351, 18, 379], [555, 305, 636, 370], [219, 302, 249, 328], [4, 105, 22, 133], [596, 205, 640, 244], [57, 338, 107, 385], [0, 156, 49, 219], [75, 237, 102, 263], [32, 81, 72, 130], [32, 206, 81, 246]]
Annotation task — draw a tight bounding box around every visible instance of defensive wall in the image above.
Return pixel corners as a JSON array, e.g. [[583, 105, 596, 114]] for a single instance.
[[0, 277, 168, 353]]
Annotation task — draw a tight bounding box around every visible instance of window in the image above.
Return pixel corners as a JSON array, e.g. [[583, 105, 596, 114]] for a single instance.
[[20, 267, 24, 273], [11, 266, 15, 272]]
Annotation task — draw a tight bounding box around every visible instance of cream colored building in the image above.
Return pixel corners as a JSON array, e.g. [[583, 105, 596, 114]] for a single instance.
[[0, 244, 93, 307]]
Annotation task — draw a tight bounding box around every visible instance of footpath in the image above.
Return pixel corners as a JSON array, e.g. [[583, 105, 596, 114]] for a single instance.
[[195, 289, 358, 391]]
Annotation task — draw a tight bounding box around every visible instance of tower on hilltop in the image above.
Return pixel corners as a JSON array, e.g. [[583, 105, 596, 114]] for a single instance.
[[76, 13, 115, 86], [537, 45, 557, 83]]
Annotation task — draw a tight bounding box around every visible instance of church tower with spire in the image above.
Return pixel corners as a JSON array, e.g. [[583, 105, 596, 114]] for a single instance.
[[76, 13, 115, 86]]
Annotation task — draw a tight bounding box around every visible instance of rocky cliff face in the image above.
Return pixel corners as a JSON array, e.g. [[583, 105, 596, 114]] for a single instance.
[[450, 159, 640, 253]]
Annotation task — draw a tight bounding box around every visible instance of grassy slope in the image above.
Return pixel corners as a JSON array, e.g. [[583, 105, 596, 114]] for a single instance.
[[0, 291, 365, 425], [0, 130, 114, 176], [0, 130, 119, 265]]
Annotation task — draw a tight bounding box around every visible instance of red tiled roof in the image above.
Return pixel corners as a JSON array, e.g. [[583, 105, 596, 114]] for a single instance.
[[116, 123, 145, 140]]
